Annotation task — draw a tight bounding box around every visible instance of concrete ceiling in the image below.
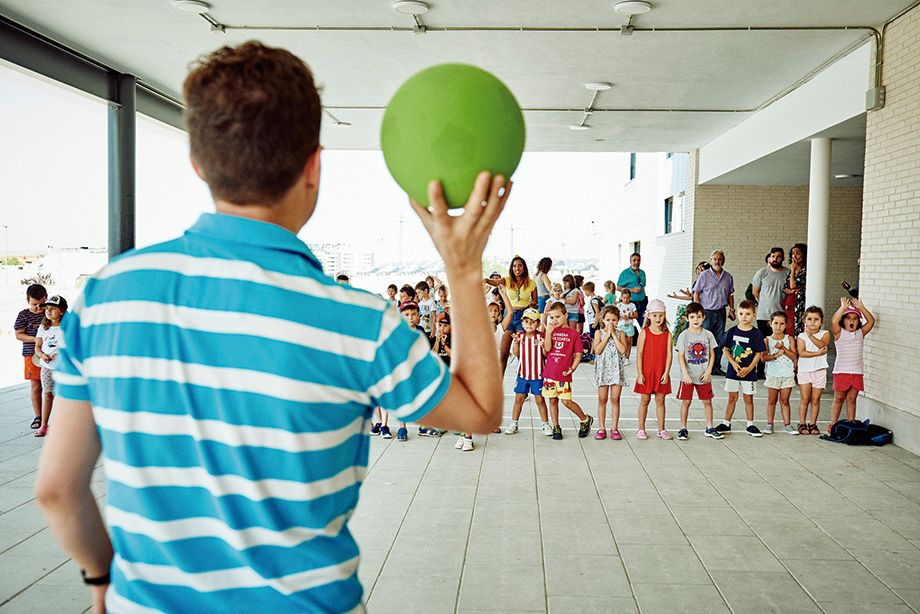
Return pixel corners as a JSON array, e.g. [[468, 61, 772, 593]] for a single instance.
[[0, 1, 912, 153], [704, 114, 867, 186]]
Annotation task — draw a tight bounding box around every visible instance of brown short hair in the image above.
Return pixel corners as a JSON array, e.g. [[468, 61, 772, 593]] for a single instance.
[[183, 42, 322, 204], [546, 301, 567, 316], [737, 300, 756, 312]]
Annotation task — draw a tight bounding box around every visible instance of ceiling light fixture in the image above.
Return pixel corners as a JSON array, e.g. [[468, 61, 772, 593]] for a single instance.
[[173, 0, 211, 14], [613, 1, 652, 16], [585, 82, 613, 91], [392, 1, 429, 16], [569, 125, 590, 131]]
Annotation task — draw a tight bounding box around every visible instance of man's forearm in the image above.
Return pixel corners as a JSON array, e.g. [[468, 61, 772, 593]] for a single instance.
[[41, 486, 113, 578], [447, 270, 503, 414]]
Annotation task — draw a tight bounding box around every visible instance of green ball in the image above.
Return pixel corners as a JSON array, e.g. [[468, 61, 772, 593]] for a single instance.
[[380, 63, 526, 208]]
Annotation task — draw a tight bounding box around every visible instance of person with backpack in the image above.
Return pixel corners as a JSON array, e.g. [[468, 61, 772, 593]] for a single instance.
[[829, 297, 875, 428]]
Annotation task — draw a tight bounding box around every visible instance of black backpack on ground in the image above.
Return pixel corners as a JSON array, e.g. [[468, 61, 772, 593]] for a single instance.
[[820, 419, 893, 446]]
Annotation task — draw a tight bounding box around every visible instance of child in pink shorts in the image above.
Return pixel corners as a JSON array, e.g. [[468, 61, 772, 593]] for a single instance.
[[796, 306, 830, 435], [829, 298, 875, 427]]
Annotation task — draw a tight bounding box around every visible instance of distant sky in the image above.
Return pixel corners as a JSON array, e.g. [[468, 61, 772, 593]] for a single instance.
[[0, 61, 626, 265]]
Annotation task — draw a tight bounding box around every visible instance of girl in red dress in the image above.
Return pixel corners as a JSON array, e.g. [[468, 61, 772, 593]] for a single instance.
[[634, 299, 673, 440]]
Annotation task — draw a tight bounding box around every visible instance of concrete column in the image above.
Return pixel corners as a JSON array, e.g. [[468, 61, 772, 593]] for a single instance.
[[806, 138, 831, 310], [108, 72, 136, 258]]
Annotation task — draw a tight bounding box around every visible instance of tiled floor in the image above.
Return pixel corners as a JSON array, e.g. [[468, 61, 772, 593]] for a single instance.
[[1, 360, 919, 613]]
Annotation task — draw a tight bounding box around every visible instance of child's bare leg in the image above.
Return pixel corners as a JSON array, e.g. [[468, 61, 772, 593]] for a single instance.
[[655, 393, 667, 431], [680, 399, 692, 429], [40, 392, 53, 429], [30, 380, 42, 418], [563, 398, 587, 421], [798, 383, 812, 425], [637, 394, 651, 431], [610, 385, 622, 431], [702, 399, 715, 428], [724, 391, 739, 422], [511, 394, 526, 421], [534, 395, 549, 423], [624, 341, 632, 360], [597, 386, 609, 430], [830, 390, 846, 425], [743, 394, 755, 421], [779, 388, 792, 426], [766, 388, 779, 425], [549, 398, 560, 427], [809, 388, 823, 424], [844, 388, 859, 421], [381, 410, 389, 427]]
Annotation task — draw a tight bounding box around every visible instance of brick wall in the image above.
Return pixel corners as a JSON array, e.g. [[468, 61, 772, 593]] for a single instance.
[[690, 178, 862, 323], [858, 4, 920, 452]]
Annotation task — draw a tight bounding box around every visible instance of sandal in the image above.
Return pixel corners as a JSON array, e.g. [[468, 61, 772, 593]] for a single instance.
[[30, 416, 41, 430], [808, 423, 821, 435], [797, 423, 809, 435]]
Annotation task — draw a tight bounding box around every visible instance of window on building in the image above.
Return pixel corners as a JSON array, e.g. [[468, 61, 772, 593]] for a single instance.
[[629, 153, 637, 180], [632, 241, 641, 255], [664, 197, 674, 234], [675, 192, 685, 232]]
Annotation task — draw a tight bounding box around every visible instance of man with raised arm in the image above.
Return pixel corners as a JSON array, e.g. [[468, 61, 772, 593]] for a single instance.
[[35, 42, 510, 613]]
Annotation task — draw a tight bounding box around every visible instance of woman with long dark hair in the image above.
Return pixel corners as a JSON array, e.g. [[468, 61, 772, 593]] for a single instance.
[[535, 257, 554, 313], [783, 243, 807, 335], [484, 256, 537, 375]]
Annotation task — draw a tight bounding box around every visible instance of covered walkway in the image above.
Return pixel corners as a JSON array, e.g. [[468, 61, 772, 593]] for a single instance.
[[2, 365, 919, 613]]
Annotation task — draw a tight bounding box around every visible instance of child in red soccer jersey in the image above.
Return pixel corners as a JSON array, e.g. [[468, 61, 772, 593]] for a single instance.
[[506, 308, 551, 436]]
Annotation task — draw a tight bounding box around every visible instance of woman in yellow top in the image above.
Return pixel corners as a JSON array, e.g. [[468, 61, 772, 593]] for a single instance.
[[484, 256, 538, 375]]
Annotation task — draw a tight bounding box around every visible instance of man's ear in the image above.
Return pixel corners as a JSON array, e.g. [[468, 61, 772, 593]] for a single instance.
[[304, 145, 323, 189], [190, 155, 206, 181]]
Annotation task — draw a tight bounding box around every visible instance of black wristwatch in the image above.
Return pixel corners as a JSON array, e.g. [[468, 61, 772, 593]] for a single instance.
[[81, 568, 111, 586]]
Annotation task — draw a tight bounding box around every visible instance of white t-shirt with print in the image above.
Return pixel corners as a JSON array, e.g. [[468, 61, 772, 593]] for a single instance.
[[418, 298, 436, 333], [36, 324, 64, 369]]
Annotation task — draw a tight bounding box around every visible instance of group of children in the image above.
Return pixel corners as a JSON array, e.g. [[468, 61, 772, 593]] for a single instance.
[[369, 275, 875, 447], [12, 284, 68, 437]]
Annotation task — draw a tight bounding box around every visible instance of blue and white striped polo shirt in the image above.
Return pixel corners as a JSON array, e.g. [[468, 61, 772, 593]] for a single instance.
[[54, 213, 450, 613]]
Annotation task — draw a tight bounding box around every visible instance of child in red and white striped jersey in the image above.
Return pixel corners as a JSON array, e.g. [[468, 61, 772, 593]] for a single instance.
[[505, 308, 551, 435]]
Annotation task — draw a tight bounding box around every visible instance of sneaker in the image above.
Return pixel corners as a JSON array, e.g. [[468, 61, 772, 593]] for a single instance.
[[34, 426, 48, 438], [610, 429, 623, 441], [746, 425, 763, 438], [594, 429, 607, 440], [578, 415, 594, 438], [714, 423, 732, 433], [704, 427, 724, 439], [783, 424, 799, 436], [370, 422, 381, 436], [504, 422, 519, 435], [542, 423, 554, 436], [636, 429, 648, 440], [552, 426, 563, 440], [763, 424, 774, 435], [658, 430, 673, 440], [380, 426, 393, 439], [417, 427, 429, 437], [455, 435, 465, 449], [461, 437, 474, 452], [396, 427, 408, 441], [427, 428, 443, 438], [677, 428, 689, 441]]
